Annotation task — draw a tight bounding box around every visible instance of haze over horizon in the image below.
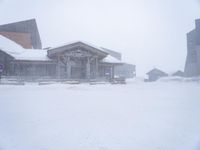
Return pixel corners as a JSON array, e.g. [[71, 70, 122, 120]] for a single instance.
[[0, 0, 200, 76]]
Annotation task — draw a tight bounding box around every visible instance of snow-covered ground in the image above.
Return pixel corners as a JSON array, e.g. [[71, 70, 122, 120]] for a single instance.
[[0, 80, 200, 150]]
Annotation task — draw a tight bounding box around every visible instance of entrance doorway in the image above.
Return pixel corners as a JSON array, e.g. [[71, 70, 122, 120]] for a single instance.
[[70, 57, 87, 79]]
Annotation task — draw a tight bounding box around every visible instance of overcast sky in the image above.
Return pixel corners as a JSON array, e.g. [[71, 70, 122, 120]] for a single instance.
[[0, 0, 200, 76]]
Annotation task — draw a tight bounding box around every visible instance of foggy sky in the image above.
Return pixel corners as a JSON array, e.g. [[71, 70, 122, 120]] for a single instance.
[[0, 0, 200, 76]]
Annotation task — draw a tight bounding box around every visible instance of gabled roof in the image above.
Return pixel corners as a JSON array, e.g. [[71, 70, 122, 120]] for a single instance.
[[0, 35, 124, 64], [48, 41, 108, 58], [146, 68, 168, 76], [0, 19, 42, 49]]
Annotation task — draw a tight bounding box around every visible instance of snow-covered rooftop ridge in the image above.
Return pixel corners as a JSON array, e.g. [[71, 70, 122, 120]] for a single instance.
[[49, 40, 110, 54], [0, 35, 50, 61], [101, 55, 122, 64]]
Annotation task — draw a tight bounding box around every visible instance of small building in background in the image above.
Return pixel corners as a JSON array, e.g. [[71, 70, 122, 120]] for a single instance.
[[146, 68, 168, 82], [172, 70, 185, 77]]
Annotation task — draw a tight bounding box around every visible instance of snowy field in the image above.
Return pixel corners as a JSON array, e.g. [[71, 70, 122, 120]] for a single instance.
[[0, 80, 200, 150]]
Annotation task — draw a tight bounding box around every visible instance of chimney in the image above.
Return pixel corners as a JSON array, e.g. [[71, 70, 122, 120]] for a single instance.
[[195, 19, 200, 29]]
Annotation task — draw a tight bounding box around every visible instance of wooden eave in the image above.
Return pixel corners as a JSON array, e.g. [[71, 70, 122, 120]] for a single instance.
[[47, 42, 108, 59]]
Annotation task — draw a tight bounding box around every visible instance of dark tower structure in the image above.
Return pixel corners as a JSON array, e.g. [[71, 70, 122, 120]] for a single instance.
[[0, 19, 42, 49], [184, 19, 200, 77]]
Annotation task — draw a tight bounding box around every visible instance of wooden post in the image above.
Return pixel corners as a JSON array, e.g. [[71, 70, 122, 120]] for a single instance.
[[95, 57, 99, 79], [33, 64, 36, 77], [67, 56, 71, 79], [57, 55, 61, 79], [17, 63, 21, 81], [86, 57, 90, 79], [111, 65, 115, 79]]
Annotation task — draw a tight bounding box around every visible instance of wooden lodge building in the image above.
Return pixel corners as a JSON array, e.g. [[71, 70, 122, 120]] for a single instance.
[[0, 19, 135, 81]]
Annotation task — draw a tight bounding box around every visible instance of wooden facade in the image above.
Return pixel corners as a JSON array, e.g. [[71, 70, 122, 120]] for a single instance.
[[0, 19, 135, 82], [47, 42, 122, 80], [0, 41, 122, 81]]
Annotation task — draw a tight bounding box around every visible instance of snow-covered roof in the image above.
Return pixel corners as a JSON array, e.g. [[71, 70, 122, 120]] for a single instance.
[[49, 41, 108, 54], [0, 36, 125, 64], [101, 55, 122, 64], [0, 35, 50, 61], [0, 35, 24, 55], [48, 41, 125, 65], [14, 50, 50, 61], [48, 41, 109, 58]]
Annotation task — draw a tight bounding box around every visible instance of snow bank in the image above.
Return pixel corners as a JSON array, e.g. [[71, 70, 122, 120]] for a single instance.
[[158, 76, 200, 83], [0, 82, 200, 150]]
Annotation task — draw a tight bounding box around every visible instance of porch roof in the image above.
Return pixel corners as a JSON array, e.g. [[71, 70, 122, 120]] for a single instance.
[[47, 41, 108, 58]]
